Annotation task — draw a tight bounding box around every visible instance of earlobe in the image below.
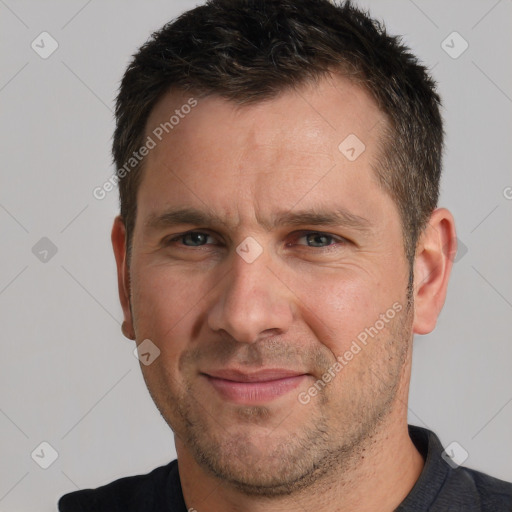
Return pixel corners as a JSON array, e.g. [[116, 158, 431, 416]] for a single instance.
[[412, 208, 457, 335], [111, 216, 136, 340]]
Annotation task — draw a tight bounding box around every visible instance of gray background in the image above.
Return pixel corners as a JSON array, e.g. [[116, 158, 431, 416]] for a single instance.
[[1, 0, 511, 510]]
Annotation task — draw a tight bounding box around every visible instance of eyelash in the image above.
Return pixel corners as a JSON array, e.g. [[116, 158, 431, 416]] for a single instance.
[[164, 230, 347, 250]]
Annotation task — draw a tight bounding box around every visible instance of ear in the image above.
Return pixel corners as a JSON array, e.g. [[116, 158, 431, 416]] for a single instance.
[[112, 216, 135, 340], [412, 208, 457, 335]]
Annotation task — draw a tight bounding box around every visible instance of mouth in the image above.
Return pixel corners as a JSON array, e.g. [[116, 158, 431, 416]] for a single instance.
[[201, 369, 309, 405]]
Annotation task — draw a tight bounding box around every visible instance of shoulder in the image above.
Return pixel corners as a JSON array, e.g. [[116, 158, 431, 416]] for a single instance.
[[457, 466, 512, 511], [403, 426, 512, 512], [58, 460, 184, 512]]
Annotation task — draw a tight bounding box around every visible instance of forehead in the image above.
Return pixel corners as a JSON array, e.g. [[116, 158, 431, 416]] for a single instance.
[[137, 73, 393, 231], [145, 72, 385, 153]]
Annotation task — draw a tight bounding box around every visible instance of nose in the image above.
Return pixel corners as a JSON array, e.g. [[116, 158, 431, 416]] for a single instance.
[[207, 247, 294, 344]]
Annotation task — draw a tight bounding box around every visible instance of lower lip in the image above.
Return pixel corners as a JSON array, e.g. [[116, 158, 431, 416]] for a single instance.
[[205, 375, 307, 404]]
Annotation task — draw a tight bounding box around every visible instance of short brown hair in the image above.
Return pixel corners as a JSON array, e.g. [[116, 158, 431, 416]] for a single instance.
[[113, 0, 443, 265]]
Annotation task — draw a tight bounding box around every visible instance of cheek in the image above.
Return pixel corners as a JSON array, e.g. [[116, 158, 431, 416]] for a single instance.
[[292, 270, 393, 356], [130, 264, 210, 352]]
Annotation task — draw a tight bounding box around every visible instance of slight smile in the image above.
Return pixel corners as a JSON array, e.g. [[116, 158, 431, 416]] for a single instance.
[[202, 369, 309, 405]]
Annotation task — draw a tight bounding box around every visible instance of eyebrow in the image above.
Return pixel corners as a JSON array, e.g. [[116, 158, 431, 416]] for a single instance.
[[144, 206, 372, 233]]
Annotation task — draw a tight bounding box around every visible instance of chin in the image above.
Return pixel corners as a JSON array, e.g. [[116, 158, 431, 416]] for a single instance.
[[196, 435, 328, 496], [178, 406, 346, 496]]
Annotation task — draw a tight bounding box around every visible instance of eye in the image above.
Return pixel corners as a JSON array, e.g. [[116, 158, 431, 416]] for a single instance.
[[294, 231, 345, 248], [168, 231, 217, 247], [164, 230, 346, 250]]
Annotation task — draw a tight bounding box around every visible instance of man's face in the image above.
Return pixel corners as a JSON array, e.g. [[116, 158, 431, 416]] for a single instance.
[[122, 74, 414, 494]]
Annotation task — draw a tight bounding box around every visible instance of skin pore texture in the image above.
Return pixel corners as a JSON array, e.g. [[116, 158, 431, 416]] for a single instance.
[[112, 73, 457, 512]]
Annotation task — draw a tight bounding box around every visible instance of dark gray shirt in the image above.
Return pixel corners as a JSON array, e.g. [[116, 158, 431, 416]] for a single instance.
[[59, 425, 512, 511]]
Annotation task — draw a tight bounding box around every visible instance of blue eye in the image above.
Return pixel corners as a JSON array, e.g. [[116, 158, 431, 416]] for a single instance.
[[176, 232, 213, 246], [165, 230, 344, 250], [299, 232, 337, 248]]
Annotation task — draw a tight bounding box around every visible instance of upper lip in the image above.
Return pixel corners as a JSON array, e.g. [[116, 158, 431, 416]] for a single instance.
[[203, 369, 307, 383]]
